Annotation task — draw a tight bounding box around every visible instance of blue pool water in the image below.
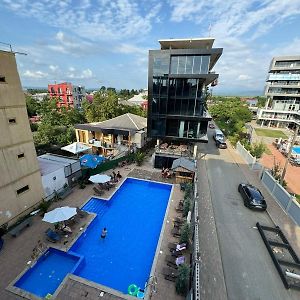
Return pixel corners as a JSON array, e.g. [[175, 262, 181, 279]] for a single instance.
[[292, 146, 300, 154], [15, 248, 83, 298], [14, 178, 172, 297]]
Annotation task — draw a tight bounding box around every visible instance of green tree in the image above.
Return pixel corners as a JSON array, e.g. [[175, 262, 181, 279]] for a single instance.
[[257, 96, 267, 108], [34, 98, 86, 147], [209, 97, 252, 144], [25, 95, 41, 117]]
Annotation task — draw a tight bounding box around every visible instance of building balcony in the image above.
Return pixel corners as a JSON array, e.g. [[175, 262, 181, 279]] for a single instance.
[[268, 74, 300, 81]]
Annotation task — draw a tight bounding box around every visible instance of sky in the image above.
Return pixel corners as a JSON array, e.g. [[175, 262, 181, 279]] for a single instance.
[[1, 0, 300, 95]]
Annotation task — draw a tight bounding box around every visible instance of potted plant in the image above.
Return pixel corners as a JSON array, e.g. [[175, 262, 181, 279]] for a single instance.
[[175, 264, 190, 295]]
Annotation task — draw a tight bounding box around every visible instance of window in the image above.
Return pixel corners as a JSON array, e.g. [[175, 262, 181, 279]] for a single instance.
[[0, 76, 6, 83], [17, 185, 29, 195], [17, 153, 25, 159], [8, 118, 16, 124]]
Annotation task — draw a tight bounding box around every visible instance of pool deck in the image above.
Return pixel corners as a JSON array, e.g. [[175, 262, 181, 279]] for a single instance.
[[0, 162, 186, 300]]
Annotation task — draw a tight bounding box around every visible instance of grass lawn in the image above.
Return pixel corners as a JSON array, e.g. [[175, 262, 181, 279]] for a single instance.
[[255, 128, 288, 139]]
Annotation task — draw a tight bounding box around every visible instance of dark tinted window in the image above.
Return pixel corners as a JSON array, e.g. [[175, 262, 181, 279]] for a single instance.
[[247, 186, 263, 200]]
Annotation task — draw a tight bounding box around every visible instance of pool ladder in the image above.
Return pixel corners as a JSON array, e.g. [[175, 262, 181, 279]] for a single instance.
[[144, 275, 158, 299]]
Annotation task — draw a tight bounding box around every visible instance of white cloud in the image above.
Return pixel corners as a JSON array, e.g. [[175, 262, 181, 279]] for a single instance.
[[23, 70, 48, 79], [49, 65, 58, 72], [238, 74, 251, 81], [67, 68, 94, 79], [2, 0, 162, 40]]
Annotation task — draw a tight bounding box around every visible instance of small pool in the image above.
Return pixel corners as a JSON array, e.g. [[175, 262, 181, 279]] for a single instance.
[[13, 178, 172, 297], [14, 248, 83, 298], [292, 146, 300, 155]]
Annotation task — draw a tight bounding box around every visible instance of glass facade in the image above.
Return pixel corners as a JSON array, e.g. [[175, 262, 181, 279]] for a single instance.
[[148, 50, 217, 141], [170, 55, 210, 74]]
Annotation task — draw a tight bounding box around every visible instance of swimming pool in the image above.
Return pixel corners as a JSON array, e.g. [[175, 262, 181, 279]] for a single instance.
[[292, 146, 300, 155], [13, 178, 172, 297], [14, 248, 83, 298]]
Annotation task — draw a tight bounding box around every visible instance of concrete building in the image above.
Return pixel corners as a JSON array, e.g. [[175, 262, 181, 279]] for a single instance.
[[148, 38, 222, 143], [147, 38, 222, 168], [38, 154, 81, 197], [0, 50, 44, 227], [48, 82, 86, 109], [257, 56, 300, 128]]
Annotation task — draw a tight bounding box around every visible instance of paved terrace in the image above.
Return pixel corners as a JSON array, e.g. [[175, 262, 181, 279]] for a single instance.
[[0, 161, 187, 300]]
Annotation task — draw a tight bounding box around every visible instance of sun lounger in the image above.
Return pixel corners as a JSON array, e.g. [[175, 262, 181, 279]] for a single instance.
[[165, 255, 185, 268], [162, 267, 179, 281], [45, 228, 61, 243], [171, 227, 181, 237], [168, 242, 187, 252], [175, 205, 183, 212], [173, 217, 184, 225], [93, 186, 104, 196]]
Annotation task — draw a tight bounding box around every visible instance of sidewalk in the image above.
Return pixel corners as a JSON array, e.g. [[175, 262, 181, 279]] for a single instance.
[[227, 142, 300, 254]]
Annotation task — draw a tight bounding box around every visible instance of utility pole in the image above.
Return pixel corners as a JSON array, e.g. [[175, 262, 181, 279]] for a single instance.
[[280, 125, 299, 185]]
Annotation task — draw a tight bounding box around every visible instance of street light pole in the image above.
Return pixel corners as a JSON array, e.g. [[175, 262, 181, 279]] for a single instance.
[[280, 125, 299, 185]]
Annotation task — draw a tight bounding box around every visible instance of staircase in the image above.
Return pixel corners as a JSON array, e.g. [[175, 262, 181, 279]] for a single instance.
[[82, 198, 109, 219]]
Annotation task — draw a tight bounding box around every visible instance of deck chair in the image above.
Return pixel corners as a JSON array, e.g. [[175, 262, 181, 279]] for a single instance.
[[175, 203, 184, 212], [93, 186, 104, 196], [165, 255, 185, 268], [45, 228, 61, 243], [171, 227, 181, 237], [173, 217, 184, 225], [168, 242, 187, 252], [162, 267, 179, 281]]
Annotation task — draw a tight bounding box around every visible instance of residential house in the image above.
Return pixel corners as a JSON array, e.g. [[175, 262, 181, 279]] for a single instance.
[[75, 113, 147, 158]]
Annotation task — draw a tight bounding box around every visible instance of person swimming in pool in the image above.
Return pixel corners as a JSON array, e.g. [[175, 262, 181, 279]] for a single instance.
[[100, 227, 107, 239]]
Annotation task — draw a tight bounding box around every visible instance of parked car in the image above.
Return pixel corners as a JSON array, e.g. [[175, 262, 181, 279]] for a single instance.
[[213, 129, 225, 142], [238, 183, 267, 210], [290, 157, 300, 166], [216, 140, 227, 149], [209, 123, 215, 129]]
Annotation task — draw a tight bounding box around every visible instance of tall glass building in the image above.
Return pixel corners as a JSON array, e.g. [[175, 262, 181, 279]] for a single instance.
[[147, 38, 222, 142]]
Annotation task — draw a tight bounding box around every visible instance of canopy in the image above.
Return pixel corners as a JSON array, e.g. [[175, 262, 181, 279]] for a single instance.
[[89, 174, 111, 184], [61, 142, 91, 154], [42, 206, 77, 223], [80, 154, 105, 169]]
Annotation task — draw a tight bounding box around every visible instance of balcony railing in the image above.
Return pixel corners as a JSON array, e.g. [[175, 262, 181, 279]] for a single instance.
[[268, 74, 300, 81]]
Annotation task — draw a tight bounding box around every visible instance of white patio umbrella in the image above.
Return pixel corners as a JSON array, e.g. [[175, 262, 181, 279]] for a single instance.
[[61, 142, 91, 154], [42, 206, 77, 223], [89, 174, 111, 184]]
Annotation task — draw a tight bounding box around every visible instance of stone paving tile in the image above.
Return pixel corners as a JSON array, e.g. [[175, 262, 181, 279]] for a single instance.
[[0, 161, 186, 300], [260, 144, 300, 194]]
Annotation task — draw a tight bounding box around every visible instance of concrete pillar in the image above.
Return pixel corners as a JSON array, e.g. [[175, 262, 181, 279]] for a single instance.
[[277, 122, 280, 128], [156, 138, 160, 146], [193, 145, 198, 159], [268, 121, 271, 127]]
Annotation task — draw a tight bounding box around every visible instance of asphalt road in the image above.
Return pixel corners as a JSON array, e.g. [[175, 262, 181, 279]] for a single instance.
[[198, 129, 299, 300]]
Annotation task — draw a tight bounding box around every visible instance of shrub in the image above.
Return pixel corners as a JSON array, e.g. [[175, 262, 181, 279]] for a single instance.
[[250, 142, 266, 159], [183, 198, 190, 217], [180, 222, 190, 244], [135, 152, 145, 166], [184, 183, 193, 199], [39, 200, 51, 215], [175, 264, 190, 295]]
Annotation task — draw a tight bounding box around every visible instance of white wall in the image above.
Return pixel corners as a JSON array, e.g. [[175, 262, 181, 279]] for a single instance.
[[41, 168, 68, 197], [134, 131, 146, 148]]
